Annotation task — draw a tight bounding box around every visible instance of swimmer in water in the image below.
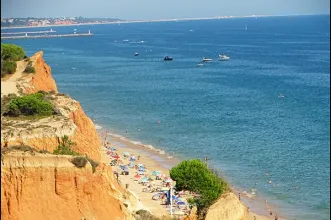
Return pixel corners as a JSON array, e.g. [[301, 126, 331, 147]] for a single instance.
[[157, 119, 160, 124]]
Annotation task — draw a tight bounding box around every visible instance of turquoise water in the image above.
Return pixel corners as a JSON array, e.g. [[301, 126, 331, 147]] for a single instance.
[[3, 15, 330, 219]]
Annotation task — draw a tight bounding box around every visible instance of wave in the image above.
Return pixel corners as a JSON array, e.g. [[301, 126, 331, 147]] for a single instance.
[[106, 132, 175, 158]]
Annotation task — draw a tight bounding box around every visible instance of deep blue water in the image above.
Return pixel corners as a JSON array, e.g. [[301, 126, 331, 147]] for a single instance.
[[3, 15, 330, 219]]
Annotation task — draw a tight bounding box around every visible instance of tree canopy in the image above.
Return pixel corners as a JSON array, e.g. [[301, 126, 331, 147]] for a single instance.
[[170, 159, 229, 217]]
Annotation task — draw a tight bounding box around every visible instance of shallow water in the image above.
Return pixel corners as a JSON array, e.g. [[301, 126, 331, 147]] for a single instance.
[[3, 14, 330, 220]]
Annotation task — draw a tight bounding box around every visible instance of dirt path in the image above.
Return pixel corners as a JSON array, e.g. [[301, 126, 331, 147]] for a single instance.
[[1, 60, 27, 97]]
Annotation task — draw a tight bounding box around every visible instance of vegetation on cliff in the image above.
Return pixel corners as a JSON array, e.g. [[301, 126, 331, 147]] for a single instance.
[[53, 135, 99, 172], [170, 159, 229, 218], [24, 60, 36, 73], [3, 92, 55, 117], [1, 43, 26, 77]]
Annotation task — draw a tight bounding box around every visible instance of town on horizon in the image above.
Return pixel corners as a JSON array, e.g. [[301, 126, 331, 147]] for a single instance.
[[1, 13, 329, 28]]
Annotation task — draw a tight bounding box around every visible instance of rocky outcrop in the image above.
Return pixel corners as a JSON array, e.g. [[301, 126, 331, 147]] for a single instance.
[[1, 151, 133, 220], [1, 92, 101, 161], [205, 193, 248, 220], [24, 51, 58, 94]]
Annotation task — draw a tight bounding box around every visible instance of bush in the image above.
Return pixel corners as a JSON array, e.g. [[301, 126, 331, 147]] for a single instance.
[[39, 149, 51, 154], [53, 135, 79, 156], [4, 92, 54, 117], [134, 210, 160, 220], [1, 43, 26, 61], [71, 156, 88, 168], [24, 65, 35, 73], [2, 60, 17, 75], [170, 159, 229, 218], [86, 157, 99, 173]]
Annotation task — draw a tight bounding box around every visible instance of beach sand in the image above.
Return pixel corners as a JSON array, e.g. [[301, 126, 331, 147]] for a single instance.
[[99, 131, 273, 220]]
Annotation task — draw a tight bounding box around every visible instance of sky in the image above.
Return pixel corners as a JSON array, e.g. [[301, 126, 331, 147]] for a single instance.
[[1, 0, 330, 20]]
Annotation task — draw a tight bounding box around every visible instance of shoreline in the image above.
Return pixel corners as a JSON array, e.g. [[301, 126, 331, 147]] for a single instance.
[[97, 127, 275, 220], [1, 14, 324, 30]]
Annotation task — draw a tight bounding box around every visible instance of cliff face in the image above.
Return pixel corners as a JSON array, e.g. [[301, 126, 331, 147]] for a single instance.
[[1, 51, 134, 220], [1, 152, 132, 220], [24, 51, 58, 94]]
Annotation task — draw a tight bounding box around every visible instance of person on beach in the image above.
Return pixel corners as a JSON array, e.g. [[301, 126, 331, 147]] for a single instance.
[[253, 216, 256, 220], [275, 214, 278, 220], [238, 193, 241, 201], [137, 155, 140, 160]]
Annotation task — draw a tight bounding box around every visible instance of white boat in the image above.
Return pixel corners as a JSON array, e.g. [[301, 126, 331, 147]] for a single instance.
[[202, 58, 212, 62], [219, 54, 230, 61], [196, 63, 204, 67]]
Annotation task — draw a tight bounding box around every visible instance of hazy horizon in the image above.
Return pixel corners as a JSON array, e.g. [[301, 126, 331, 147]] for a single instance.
[[1, 0, 330, 20]]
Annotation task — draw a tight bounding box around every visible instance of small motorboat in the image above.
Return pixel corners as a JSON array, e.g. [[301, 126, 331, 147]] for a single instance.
[[219, 54, 230, 61], [196, 63, 204, 67], [134, 52, 139, 56], [164, 56, 173, 61], [202, 57, 212, 62]]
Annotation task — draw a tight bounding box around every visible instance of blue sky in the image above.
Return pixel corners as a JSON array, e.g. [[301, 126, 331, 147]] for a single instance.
[[1, 0, 330, 19]]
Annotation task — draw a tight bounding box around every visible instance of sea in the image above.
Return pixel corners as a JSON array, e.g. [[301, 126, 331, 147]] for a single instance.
[[2, 14, 330, 220]]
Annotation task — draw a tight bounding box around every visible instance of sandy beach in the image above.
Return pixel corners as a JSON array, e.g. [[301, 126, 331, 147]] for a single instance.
[[99, 130, 274, 220]]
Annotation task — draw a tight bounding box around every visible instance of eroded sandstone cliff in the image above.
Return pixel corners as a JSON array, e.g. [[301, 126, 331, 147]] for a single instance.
[[1, 151, 132, 220], [1, 51, 136, 220]]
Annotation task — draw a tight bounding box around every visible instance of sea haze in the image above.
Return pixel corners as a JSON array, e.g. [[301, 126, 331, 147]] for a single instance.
[[3, 14, 330, 220]]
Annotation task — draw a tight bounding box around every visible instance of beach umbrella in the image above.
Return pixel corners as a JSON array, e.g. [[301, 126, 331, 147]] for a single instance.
[[151, 170, 161, 175], [111, 147, 116, 151], [138, 164, 144, 167], [177, 201, 185, 205], [165, 178, 172, 183], [141, 177, 149, 183], [137, 171, 144, 175], [123, 152, 130, 156], [134, 174, 141, 179], [113, 155, 120, 159]]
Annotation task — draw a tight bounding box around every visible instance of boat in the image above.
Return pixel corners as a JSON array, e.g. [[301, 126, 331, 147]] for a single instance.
[[219, 54, 230, 61], [134, 52, 139, 56], [202, 58, 212, 62], [164, 56, 173, 61], [245, 24, 248, 31], [196, 63, 204, 67]]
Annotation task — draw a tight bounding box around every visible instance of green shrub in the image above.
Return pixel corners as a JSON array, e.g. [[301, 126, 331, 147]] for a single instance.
[[4, 92, 54, 117], [39, 149, 51, 154], [1, 43, 26, 61], [71, 156, 88, 168], [53, 135, 79, 156], [170, 159, 229, 218], [86, 157, 99, 173], [24, 66, 35, 73], [134, 210, 160, 220], [2, 60, 17, 75]]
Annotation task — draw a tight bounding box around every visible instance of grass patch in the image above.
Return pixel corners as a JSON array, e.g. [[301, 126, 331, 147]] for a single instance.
[[39, 149, 51, 154], [1, 145, 36, 156]]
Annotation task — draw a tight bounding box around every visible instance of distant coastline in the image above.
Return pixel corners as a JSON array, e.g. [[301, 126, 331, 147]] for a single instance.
[[1, 14, 327, 30]]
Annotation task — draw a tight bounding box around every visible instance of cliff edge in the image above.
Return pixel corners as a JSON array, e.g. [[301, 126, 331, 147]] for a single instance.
[[1, 51, 137, 220]]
